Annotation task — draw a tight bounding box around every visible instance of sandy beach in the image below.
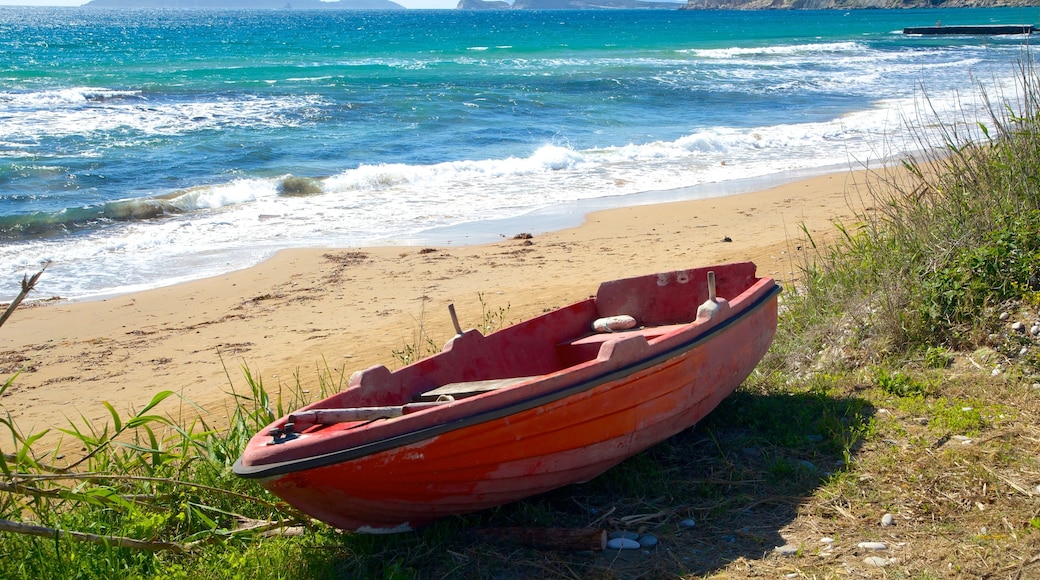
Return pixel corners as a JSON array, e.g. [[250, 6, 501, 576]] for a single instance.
[[0, 169, 874, 441]]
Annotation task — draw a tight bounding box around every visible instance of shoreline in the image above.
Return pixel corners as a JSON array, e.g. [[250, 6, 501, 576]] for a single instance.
[[21, 163, 856, 305], [0, 167, 874, 439]]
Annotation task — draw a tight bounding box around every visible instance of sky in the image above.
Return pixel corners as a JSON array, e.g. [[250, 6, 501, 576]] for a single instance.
[[0, 0, 462, 8]]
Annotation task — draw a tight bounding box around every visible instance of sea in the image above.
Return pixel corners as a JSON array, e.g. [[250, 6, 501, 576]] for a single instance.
[[1, 6, 1038, 300]]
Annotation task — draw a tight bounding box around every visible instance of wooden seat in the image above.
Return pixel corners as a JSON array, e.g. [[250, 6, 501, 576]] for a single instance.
[[416, 376, 538, 402], [556, 323, 689, 367]]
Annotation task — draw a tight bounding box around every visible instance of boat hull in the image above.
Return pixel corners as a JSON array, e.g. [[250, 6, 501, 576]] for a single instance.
[[246, 277, 777, 532]]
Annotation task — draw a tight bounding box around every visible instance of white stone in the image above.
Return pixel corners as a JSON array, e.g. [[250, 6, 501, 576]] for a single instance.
[[606, 538, 641, 550], [1013, 321, 1025, 332], [881, 513, 894, 527], [864, 556, 892, 567], [857, 541, 887, 550], [774, 544, 798, 556], [820, 537, 835, 544], [1000, 312, 1011, 321], [678, 518, 696, 528]]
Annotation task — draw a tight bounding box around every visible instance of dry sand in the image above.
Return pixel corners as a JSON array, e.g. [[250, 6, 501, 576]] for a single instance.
[[0, 169, 877, 439]]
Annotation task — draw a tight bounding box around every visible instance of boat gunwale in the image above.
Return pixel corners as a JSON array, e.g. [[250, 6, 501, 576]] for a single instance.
[[233, 281, 781, 479]]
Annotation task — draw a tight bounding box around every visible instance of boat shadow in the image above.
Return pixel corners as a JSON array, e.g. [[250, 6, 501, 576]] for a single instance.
[[443, 387, 876, 578]]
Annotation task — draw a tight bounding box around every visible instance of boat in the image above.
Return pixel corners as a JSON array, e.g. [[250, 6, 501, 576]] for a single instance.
[[233, 262, 781, 533], [903, 24, 1035, 36]]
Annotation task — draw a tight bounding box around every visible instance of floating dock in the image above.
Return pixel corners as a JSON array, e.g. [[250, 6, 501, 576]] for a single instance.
[[903, 24, 1035, 36]]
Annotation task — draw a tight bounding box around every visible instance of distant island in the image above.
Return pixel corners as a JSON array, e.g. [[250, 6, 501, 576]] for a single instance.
[[682, 0, 1040, 9], [458, 0, 684, 7], [83, 0, 405, 9], [460, 0, 1040, 8]]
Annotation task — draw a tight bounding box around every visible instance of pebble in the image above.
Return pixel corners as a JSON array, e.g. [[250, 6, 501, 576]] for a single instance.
[[606, 538, 641, 550], [1032, 325, 1040, 336], [864, 556, 892, 567], [637, 533, 658, 549], [857, 541, 888, 551], [678, 518, 696, 528], [1000, 312, 1011, 321], [774, 544, 799, 556], [608, 531, 640, 541], [1013, 321, 1025, 332], [820, 537, 835, 544], [881, 513, 895, 527]]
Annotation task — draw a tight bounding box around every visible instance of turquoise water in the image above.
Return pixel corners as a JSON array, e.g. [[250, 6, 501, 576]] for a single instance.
[[1, 7, 1037, 298]]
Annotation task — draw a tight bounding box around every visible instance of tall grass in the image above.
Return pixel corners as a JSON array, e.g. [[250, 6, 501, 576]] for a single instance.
[[774, 59, 1040, 373], [0, 359, 339, 579]]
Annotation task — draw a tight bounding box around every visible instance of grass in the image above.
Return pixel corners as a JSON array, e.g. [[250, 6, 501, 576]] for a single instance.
[[4, 64, 1040, 578]]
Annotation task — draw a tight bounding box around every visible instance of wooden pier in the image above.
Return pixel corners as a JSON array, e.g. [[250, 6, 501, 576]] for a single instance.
[[903, 24, 1035, 36]]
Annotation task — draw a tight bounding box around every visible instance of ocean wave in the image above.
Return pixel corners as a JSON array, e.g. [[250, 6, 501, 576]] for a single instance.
[[683, 42, 868, 59], [0, 178, 279, 239], [0, 87, 143, 108], [323, 145, 585, 193], [0, 89, 325, 145]]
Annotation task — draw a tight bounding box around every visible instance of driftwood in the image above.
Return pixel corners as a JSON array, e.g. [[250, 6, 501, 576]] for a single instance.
[[0, 263, 48, 330], [471, 527, 607, 551], [0, 516, 306, 553], [0, 518, 189, 553]]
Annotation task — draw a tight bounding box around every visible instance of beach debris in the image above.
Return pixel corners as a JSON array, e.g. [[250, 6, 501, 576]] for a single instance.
[[721, 236, 732, 242], [512, 232, 533, 240], [774, 544, 799, 556], [0, 262, 49, 331]]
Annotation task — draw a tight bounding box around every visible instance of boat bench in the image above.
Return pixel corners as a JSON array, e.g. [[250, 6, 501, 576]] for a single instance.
[[415, 376, 538, 402], [556, 323, 688, 366]]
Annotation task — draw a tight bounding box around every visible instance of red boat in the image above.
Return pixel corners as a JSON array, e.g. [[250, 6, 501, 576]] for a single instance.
[[234, 262, 780, 533]]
